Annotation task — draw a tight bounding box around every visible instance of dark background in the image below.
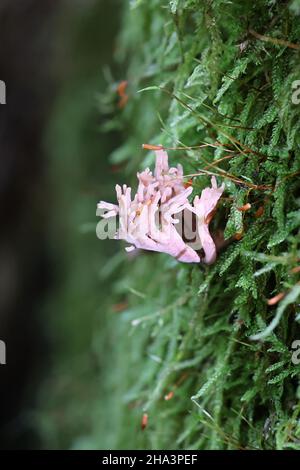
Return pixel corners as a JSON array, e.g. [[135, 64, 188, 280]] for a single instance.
[[0, 0, 121, 449]]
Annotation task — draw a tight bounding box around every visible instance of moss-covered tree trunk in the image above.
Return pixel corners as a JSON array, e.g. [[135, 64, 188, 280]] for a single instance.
[[99, 0, 300, 450]]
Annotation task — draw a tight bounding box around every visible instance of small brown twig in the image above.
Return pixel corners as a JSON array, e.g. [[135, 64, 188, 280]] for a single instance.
[[249, 29, 300, 51]]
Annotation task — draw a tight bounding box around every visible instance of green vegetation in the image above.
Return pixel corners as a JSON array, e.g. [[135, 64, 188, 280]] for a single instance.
[[37, 0, 300, 450]]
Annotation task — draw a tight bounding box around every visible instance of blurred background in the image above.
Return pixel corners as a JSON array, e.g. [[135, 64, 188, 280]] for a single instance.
[[0, 0, 124, 449]]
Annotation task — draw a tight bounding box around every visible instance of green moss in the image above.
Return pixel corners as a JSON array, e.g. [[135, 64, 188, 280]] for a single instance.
[[37, 0, 300, 450], [97, 0, 300, 450]]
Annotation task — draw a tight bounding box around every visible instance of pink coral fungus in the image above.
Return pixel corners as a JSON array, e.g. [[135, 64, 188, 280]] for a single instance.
[[97, 148, 224, 264]]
